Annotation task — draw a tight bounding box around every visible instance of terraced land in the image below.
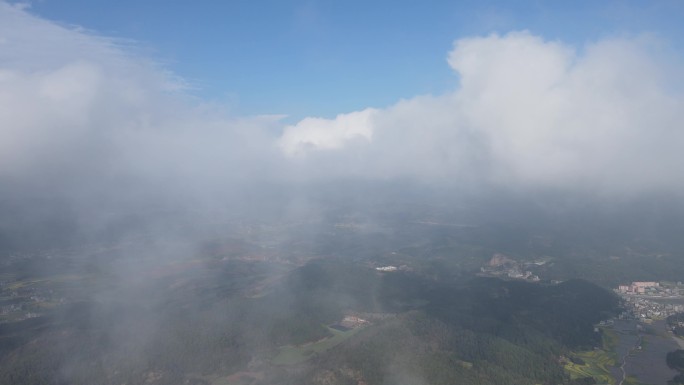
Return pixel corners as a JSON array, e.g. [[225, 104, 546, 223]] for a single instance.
[[565, 349, 617, 385], [565, 326, 620, 384]]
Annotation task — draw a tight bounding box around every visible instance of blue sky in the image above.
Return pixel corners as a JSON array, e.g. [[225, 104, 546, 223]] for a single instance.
[[19, 0, 684, 119]]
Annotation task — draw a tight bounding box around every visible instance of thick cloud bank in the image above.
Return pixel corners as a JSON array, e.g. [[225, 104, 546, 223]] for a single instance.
[[0, 2, 288, 248], [282, 32, 684, 196], [0, 2, 281, 197], [2, 1, 684, 214]]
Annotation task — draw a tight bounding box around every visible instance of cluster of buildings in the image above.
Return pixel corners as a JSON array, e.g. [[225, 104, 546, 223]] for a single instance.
[[0, 302, 42, 322], [0, 303, 23, 315], [617, 281, 660, 294], [374, 265, 412, 272], [620, 295, 684, 321], [615, 281, 684, 321], [0, 278, 62, 323], [339, 315, 369, 329], [330, 315, 370, 331], [503, 269, 540, 281], [616, 281, 684, 297], [478, 254, 540, 282], [375, 266, 398, 272]]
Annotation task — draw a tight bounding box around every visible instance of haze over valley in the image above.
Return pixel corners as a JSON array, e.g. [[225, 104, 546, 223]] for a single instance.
[[2, 1, 684, 384]]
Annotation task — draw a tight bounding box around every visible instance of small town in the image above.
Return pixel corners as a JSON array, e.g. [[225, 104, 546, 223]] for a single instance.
[[615, 281, 684, 321]]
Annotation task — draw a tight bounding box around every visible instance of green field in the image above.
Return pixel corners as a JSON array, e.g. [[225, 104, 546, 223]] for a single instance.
[[272, 325, 365, 365]]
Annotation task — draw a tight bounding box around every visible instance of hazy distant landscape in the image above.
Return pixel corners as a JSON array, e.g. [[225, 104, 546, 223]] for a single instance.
[[2, 198, 684, 384], [3, 1, 684, 384]]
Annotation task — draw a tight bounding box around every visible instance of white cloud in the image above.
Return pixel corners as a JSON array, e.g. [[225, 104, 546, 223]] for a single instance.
[[0, 2, 281, 188], [279, 108, 377, 156], [279, 31, 684, 196], [2, 0, 684, 205]]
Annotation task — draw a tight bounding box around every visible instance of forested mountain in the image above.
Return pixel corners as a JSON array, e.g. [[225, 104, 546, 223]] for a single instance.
[[0, 258, 619, 385]]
